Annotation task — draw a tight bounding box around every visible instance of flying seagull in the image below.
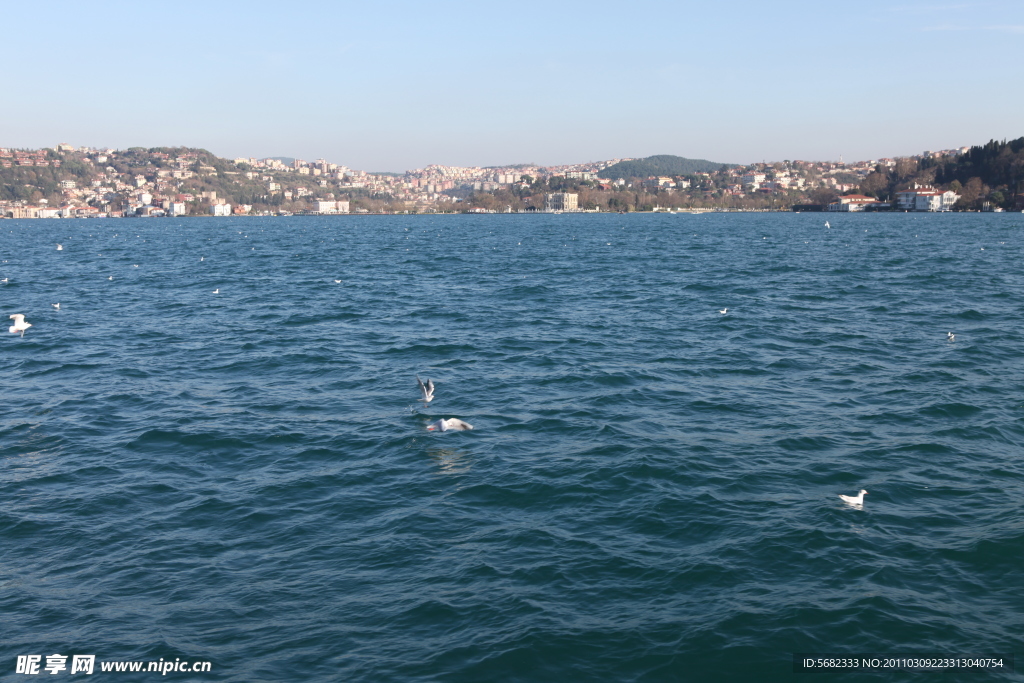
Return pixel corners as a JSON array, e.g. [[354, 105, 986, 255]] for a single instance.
[[427, 418, 473, 432], [825, 221, 831, 228], [839, 489, 868, 507], [9, 314, 32, 337], [417, 376, 435, 403], [56, 243, 63, 251]]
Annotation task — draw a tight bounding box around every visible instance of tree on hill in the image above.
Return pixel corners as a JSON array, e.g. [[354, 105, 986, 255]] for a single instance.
[[600, 155, 734, 179]]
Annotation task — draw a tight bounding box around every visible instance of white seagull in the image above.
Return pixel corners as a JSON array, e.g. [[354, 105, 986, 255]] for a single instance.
[[52, 303, 60, 310], [56, 243, 63, 251], [719, 308, 728, 314], [334, 280, 342, 284], [947, 332, 955, 342], [839, 489, 868, 507], [416, 376, 435, 403], [212, 288, 220, 294], [427, 418, 473, 432], [108, 276, 114, 281], [9, 314, 32, 337], [825, 221, 831, 228]]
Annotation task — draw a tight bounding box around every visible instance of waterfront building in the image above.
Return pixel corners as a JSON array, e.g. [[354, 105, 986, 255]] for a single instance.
[[545, 192, 578, 212]]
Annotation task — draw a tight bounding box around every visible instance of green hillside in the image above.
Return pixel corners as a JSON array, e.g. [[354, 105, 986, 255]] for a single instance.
[[600, 155, 734, 179]]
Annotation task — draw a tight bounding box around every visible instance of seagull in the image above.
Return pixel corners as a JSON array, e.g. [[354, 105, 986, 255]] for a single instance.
[[719, 308, 728, 314], [133, 264, 139, 268], [0, 278, 7, 283], [334, 280, 342, 284], [839, 489, 868, 507], [947, 332, 955, 342], [9, 314, 31, 337], [200, 257, 204, 261], [212, 288, 220, 294], [52, 303, 60, 310], [426, 418, 473, 432], [56, 243, 63, 251], [825, 221, 830, 228], [417, 376, 435, 403], [108, 276, 114, 281]]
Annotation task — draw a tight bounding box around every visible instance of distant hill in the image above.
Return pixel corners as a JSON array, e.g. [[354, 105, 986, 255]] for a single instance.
[[600, 155, 734, 179]]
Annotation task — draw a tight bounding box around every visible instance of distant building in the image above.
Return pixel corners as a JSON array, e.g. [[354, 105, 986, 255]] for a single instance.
[[896, 185, 959, 211], [827, 194, 877, 212], [210, 204, 232, 216], [59, 180, 77, 189], [169, 202, 187, 216], [312, 200, 350, 214], [545, 192, 578, 212]]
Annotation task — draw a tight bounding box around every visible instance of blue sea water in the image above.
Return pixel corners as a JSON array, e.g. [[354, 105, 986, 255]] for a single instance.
[[2, 212, 1023, 681]]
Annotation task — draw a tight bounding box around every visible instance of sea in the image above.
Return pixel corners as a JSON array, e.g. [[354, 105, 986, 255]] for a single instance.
[[2, 212, 1022, 682]]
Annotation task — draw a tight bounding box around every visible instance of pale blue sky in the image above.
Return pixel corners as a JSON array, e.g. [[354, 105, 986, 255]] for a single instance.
[[2, 0, 1022, 170]]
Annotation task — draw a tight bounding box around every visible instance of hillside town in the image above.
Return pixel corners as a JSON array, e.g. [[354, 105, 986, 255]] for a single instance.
[[1, 141, 1019, 219]]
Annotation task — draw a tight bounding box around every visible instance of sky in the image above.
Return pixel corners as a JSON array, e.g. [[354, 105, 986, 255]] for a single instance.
[[2, 0, 1022, 171]]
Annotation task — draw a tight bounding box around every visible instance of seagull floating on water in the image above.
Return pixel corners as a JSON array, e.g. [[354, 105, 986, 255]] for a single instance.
[[427, 418, 473, 432], [334, 280, 342, 284], [417, 376, 435, 403], [947, 332, 955, 342], [9, 314, 32, 337], [56, 244, 63, 251], [839, 489, 868, 507], [52, 303, 60, 310], [212, 288, 220, 294], [719, 308, 728, 314], [825, 221, 831, 228], [108, 276, 114, 281]]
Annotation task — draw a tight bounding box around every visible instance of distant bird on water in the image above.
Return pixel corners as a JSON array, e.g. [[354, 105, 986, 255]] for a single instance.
[[212, 288, 220, 294], [719, 308, 728, 314], [9, 314, 31, 337], [108, 276, 114, 281], [56, 243, 63, 251], [947, 331, 955, 342], [825, 221, 831, 228], [839, 489, 868, 507], [427, 418, 473, 432], [51, 303, 60, 310], [417, 376, 435, 403]]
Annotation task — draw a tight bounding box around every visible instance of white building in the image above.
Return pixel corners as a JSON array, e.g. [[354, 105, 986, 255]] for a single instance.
[[545, 192, 578, 212], [914, 190, 959, 211], [312, 200, 350, 214], [827, 194, 877, 212], [896, 185, 959, 211], [210, 204, 232, 216], [169, 202, 187, 216]]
